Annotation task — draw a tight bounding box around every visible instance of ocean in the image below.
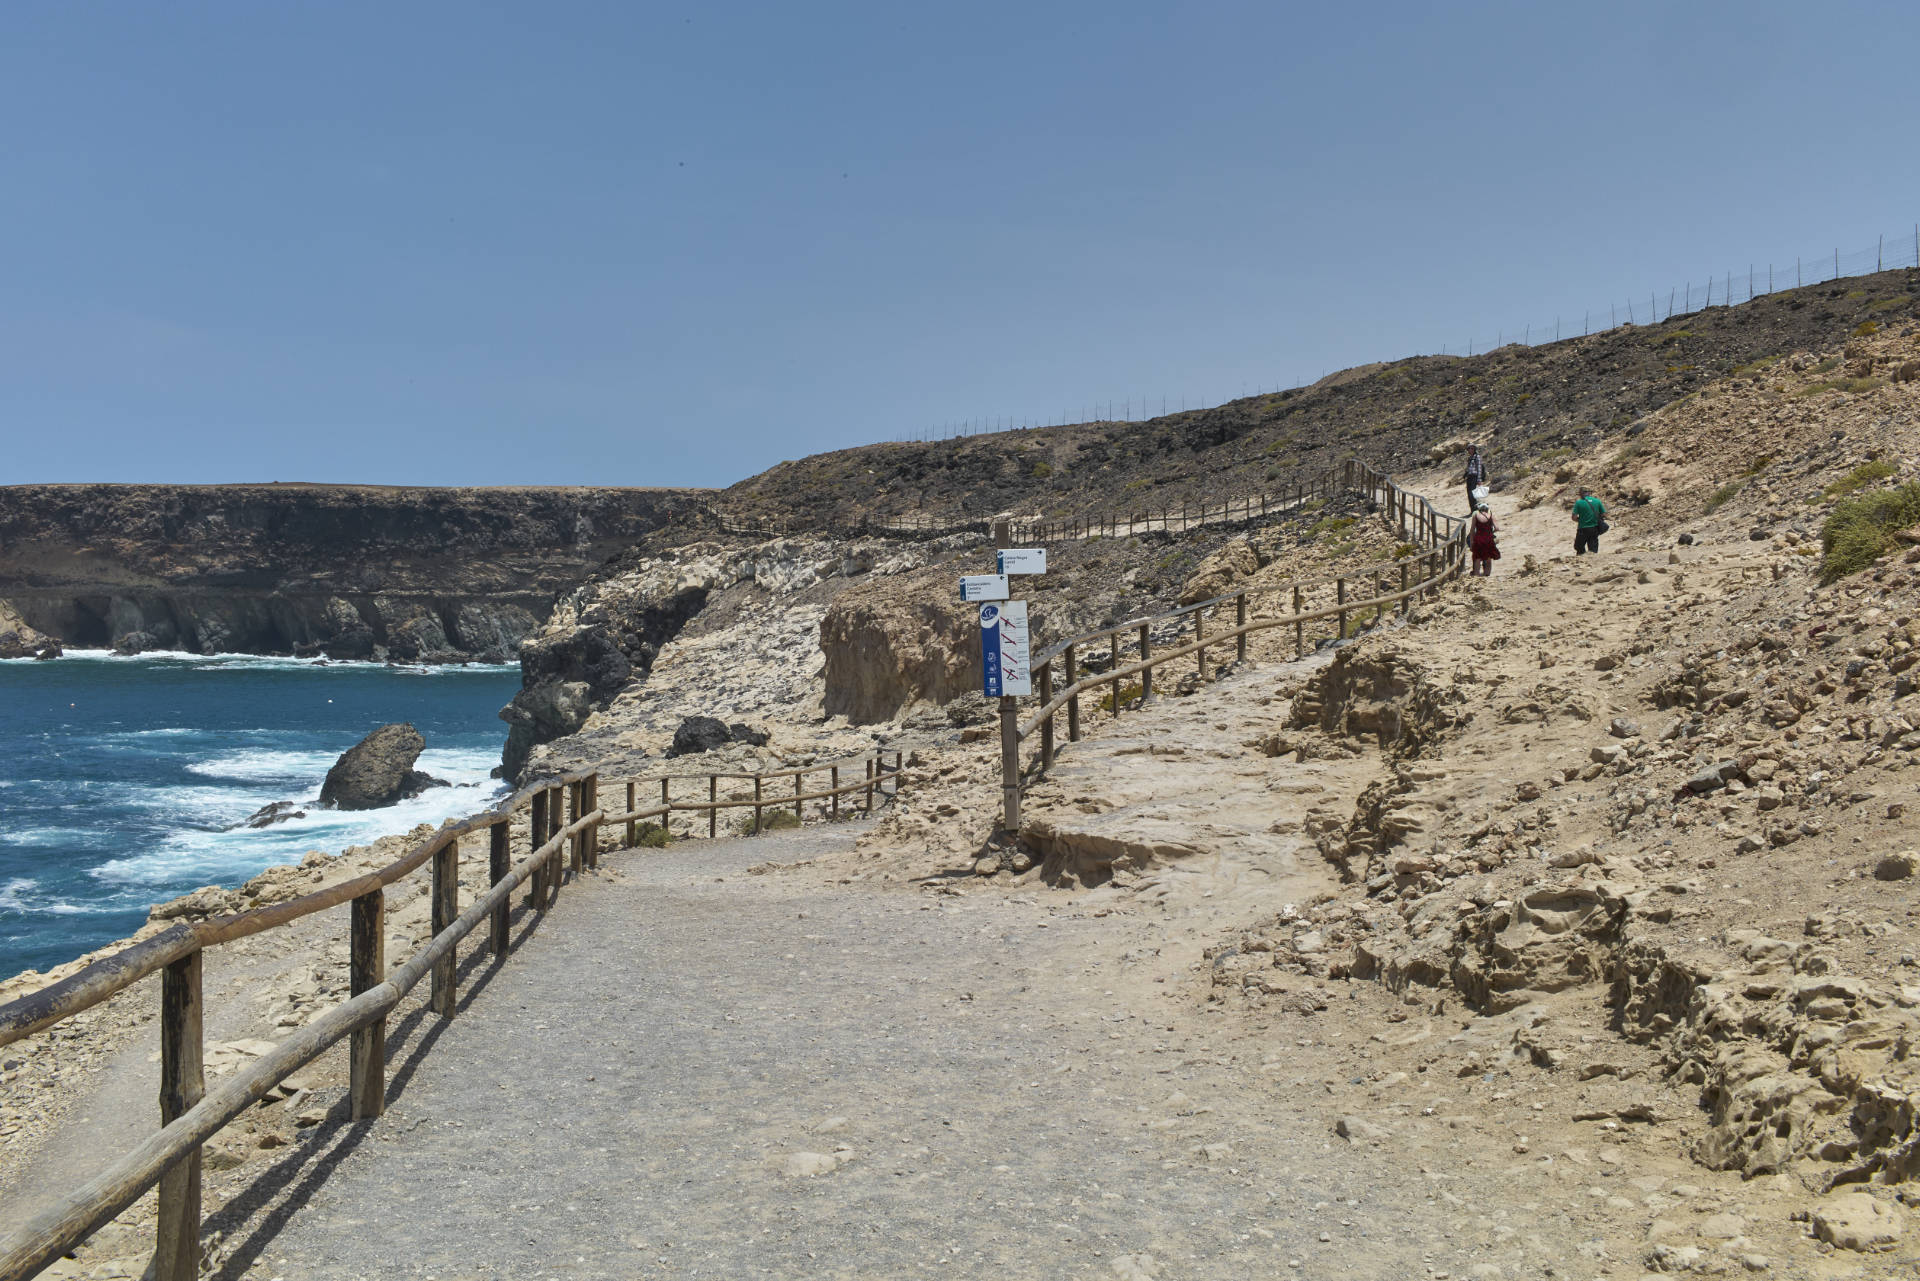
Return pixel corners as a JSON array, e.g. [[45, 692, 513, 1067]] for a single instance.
[[0, 650, 522, 980]]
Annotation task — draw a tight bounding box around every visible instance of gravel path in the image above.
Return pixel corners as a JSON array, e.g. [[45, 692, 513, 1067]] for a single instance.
[[239, 826, 1469, 1281]]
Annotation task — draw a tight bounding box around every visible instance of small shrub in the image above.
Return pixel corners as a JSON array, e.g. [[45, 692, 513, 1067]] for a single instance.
[[1824, 460, 1899, 498], [1513, 391, 1532, 405], [1307, 515, 1357, 539], [736, 808, 803, 835], [1124, 478, 1152, 492], [1820, 482, 1920, 582], [633, 822, 670, 849], [1097, 681, 1144, 713], [1796, 376, 1885, 399], [1853, 320, 1881, 338], [1846, 288, 1870, 299], [1865, 295, 1910, 313], [1703, 482, 1743, 513], [1471, 409, 1494, 424], [1813, 355, 1840, 374], [1652, 328, 1694, 346], [1731, 355, 1781, 377], [1030, 461, 1053, 479], [1537, 445, 1572, 463]]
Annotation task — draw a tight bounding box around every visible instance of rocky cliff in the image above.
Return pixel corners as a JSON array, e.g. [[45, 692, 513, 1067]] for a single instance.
[[0, 483, 706, 662]]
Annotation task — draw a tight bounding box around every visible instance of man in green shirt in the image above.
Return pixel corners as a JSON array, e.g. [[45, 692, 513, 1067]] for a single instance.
[[1572, 487, 1606, 554]]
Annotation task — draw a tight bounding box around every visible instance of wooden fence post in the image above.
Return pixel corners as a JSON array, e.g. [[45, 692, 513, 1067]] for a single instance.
[[430, 835, 458, 1018], [831, 766, 840, 818], [1136, 626, 1152, 702], [864, 759, 874, 812], [1336, 577, 1348, 639], [527, 788, 548, 908], [546, 785, 563, 906], [152, 949, 203, 1281], [1065, 643, 1081, 742], [1236, 593, 1248, 661], [709, 775, 718, 837], [626, 781, 637, 848], [1039, 660, 1055, 769], [793, 770, 803, 819], [349, 889, 385, 1119], [567, 782, 582, 875], [1293, 585, 1304, 657], [489, 819, 510, 955], [753, 775, 763, 834], [1195, 608, 1206, 676], [1399, 562, 1409, 615], [585, 775, 602, 870]]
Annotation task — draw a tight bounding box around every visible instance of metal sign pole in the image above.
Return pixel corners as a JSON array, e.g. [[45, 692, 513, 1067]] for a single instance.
[[992, 517, 1019, 833]]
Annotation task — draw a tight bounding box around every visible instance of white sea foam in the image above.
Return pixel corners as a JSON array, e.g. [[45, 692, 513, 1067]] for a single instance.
[[185, 749, 340, 784], [32, 648, 515, 674], [95, 748, 507, 887], [0, 878, 36, 914]]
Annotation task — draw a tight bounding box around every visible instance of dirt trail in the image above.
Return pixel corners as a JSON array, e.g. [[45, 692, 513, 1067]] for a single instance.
[[199, 824, 1631, 1281]]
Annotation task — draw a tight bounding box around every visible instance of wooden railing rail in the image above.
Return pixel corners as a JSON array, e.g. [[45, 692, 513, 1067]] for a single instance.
[[0, 749, 904, 1281], [993, 462, 1467, 830]]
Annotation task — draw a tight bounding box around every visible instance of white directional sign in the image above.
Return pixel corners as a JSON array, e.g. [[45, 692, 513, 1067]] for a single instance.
[[959, 574, 1011, 602], [996, 548, 1047, 576], [980, 600, 1031, 697]]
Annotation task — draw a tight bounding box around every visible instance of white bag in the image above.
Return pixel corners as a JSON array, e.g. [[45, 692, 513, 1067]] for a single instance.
[[1471, 485, 1490, 503]]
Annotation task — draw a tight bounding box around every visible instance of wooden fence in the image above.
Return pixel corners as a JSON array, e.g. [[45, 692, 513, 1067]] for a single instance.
[[0, 752, 902, 1281], [704, 464, 1347, 546], [989, 460, 1467, 830]]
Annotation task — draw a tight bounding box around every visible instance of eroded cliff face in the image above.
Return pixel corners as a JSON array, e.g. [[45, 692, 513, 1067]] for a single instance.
[[0, 483, 705, 662]]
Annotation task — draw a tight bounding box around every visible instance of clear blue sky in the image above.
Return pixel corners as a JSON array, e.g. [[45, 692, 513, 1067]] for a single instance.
[[3, 1, 1916, 488]]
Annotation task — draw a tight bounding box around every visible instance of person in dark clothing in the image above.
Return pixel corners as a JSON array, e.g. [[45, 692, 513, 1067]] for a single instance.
[[1572, 487, 1606, 554], [1463, 446, 1489, 513]]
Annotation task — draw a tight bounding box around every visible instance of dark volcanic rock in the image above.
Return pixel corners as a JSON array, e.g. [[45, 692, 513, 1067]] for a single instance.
[[498, 682, 594, 780], [0, 485, 702, 661], [112, 630, 158, 656], [729, 722, 770, 747], [241, 801, 308, 829], [320, 723, 444, 810], [669, 716, 733, 757]]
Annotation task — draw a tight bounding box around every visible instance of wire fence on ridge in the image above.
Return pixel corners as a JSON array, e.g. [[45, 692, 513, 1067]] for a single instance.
[[891, 222, 1920, 441]]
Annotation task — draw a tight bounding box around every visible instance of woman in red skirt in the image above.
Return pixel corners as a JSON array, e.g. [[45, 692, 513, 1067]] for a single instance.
[[1469, 502, 1500, 576]]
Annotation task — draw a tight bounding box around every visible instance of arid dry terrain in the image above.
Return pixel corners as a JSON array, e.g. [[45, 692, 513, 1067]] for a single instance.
[[6, 282, 1920, 1278]]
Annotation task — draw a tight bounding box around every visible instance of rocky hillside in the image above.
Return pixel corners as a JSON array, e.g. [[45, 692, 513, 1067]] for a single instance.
[[0, 483, 706, 661], [719, 268, 1918, 530]]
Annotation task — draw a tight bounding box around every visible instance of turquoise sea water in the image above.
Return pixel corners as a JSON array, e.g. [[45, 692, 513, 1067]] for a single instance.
[[0, 650, 520, 980]]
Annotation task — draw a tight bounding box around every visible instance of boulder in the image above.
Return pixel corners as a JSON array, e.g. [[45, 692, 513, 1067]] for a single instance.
[[820, 571, 980, 724], [1813, 1192, 1904, 1252], [669, 716, 734, 757], [1178, 539, 1261, 606], [319, 723, 446, 810], [497, 682, 594, 779], [0, 601, 57, 660], [112, 630, 158, 656], [729, 722, 770, 747]]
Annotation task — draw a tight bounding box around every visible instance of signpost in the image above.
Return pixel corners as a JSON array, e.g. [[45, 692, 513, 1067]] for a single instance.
[[996, 548, 1047, 576], [979, 601, 1030, 697], [959, 574, 1010, 602]]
